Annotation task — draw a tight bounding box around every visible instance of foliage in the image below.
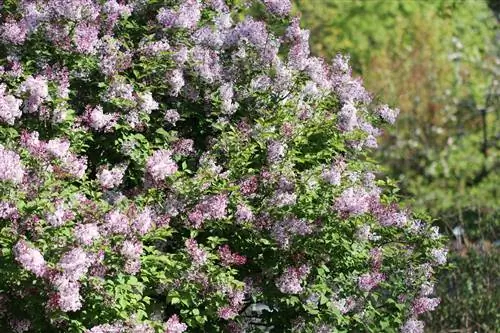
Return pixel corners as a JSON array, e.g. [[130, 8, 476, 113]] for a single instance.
[[0, 1, 446, 332]]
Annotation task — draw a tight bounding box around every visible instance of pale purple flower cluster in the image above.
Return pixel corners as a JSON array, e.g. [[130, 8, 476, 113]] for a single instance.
[[165, 108, 181, 125], [120, 240, 143, 274], [358, 271, 385, 291], [73, 22, 100, 54], [87, 323, 125, 333], [188, 194, 228, 228], [165, 314, 187, 333], [411, 297, 440, 315], [157, 0, 201, 29], [132, 208, 154, 235], [97, 165, 126, 189], [1, 18, 28, 45], [276, 264, 310, 294], [0, 145, 24, 184], [102, 210, 130, 236], [322, 161, 345, 186], [239, 176, 258, 196], [185, 238, 208, 266], [218, 245, 247, 266], [58, 247, 90, 281], [83, 105, 119, 132], [262, 0, 292, 17], [235, 203, 254, 223], [271, 216, 312, 248], [46, 201, 73, 227], [146, 149, 178, 182], [332, 296, 357, 314], [376, 104, 400, 124], [51, 274, 82, 312], [430, 248, 448, 265], [167, 70, 185, 96], [0, 84, 22, 125], [13, 240, 46, 277], [19, 75, 49, 113], [74, 223, 100, 245], [400, 319, 424, 333], [334, 186, 372, 217], [267, 140, 286, 164]]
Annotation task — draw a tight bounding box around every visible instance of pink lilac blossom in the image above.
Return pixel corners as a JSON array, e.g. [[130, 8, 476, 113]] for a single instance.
[[106, 80, 135, 101], [137, 91, 159, 114], [0, 145, 24, 184], [46, 138, 71, 159], [376, 104, 399, 124], [13, 240, 46, 277], [73, 22, 100, 54], [262, 0, 291, 17], [87, 323, 125, 333], [84, 105, 119, 132], [276, 264, 310, 294], [165, 109, 181, 125], [19, 75, 49, 113], [0, 201, 18, 219], [321, 161, 344, 186], [58, 247, 90, 281], [332, 296, 357, 314], [271, 216, 312, 248], [139, 39, 170, 56], [338, 102, 358, 132], [157, 0, 201, 29], [239, 176, 258, 196], [49, 0, 99, 21], [0, 84, 22, 124], [218, 245, 247, 266], [358, 272, 385, 291], [97, 165, 126, 189], [267, 140, 286, 164], [102, 210, 130, 236], [167, 68, 186, 95], [74, 223, 100, 245], [411, 297, 440, 315], [51, 275, 82, 312], [218, 306, 238, 320], [334, 186, 372, 217], [400, 319, 424, 333], [219, 82, 238, 114], [146, 149, 178, 182], [120, 240, 143, 260], [132, 208, 154, 235], [431, 248, 448, 265], [190, 46, 221, 83], [165, 314, 187, 333], [188, 194, 228, 228], [419, 282, 435, 296], [1, 18, 28, 45], [46, 201, 72, 227], [370, 247, 383, 270], [185, 238, 208, 266], [235, 203, 254, 223], [172, 139, 194, 156], [60, 153, 88, 179]]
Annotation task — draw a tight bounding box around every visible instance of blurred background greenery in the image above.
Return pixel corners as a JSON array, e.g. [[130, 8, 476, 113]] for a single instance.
[[292, 0, 499, 332]]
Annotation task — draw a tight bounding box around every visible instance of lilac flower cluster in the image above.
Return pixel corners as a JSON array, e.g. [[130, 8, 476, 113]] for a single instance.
[[276, 264, 311, 294], [188, 194, 228, 228], [218, 245, 247, 266], [146, 149, 178, 182]]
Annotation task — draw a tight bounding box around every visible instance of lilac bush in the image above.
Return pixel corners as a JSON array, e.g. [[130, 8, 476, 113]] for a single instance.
[[0, 0, 445, 332]]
